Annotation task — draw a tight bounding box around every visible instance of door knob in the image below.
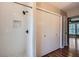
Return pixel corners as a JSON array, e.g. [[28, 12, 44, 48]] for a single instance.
[[44, 34, 46, 37], [26, 30, 29, 34], [23, 11, 28, 15]]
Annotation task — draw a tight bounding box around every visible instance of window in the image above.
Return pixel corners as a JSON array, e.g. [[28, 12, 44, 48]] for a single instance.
[[77, 23, 79, 35], [69, 23, 75, 35]]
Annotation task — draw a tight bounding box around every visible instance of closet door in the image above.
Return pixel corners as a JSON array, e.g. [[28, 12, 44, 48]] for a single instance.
[[41, 10, 60, 56], [0, 3, 33, 57], [36, 9, 60, 56]]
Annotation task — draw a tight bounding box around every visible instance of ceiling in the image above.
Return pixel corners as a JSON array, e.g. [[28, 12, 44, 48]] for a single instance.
[[48, 2, 79, 12]]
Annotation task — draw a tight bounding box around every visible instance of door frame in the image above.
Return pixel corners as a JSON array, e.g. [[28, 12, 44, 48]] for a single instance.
[[35, 7, 63, 56]]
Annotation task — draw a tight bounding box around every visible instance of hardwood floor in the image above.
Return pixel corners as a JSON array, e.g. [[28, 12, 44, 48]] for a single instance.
[[43, 46, 79, 57]]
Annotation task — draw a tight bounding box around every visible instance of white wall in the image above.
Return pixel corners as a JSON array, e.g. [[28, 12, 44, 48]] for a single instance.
[[67, 8, 79, 17], [62, 16, 68, 47], [36, 9, 61, 56], [0, 2, 34, 57]]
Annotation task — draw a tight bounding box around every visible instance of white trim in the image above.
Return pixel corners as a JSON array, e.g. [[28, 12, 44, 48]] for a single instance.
[[32, 3, 37, 57], [36, 7, 61, 17], [59, 16, 64, 48], [14, 2, 32, 9]]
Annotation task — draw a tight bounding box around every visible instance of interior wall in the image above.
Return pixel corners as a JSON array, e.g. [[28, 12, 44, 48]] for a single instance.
[[16, 2, 37, 57], [36, 3, 68, 48], [0, 2, 34, 57], [67, 8, 79, 17], [32, 2, 37, 57], [36, 9, 61, 56], [0, 2, 68, 57], [17, 2, 33, 7], [62, 16, 68, 47], [36, 2, 67, 16], [35, 2, 67, 56]]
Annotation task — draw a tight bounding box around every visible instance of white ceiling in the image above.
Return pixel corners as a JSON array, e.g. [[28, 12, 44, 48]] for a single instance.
[[48, 2, 79, 12]]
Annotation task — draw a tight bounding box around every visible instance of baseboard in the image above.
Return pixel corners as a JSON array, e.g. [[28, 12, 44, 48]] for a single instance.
[[42, 48, 61, 57]]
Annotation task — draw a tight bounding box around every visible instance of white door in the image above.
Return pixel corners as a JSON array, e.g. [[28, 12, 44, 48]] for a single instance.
[[0, 3, 33, 57], [36, 9, 60, 56]]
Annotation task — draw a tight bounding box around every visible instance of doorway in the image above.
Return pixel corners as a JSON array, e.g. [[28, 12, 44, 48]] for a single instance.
[[36, 8, 61, 57], [68, 17, 79, 53]]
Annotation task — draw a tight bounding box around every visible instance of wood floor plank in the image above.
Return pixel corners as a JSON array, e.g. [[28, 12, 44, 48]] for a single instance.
[[43, 46, 79, 57]]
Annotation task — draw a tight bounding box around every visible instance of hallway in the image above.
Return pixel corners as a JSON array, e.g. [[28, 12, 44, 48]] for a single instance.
[[43, 46, 79, 57], [0, 2, 79, 57]]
